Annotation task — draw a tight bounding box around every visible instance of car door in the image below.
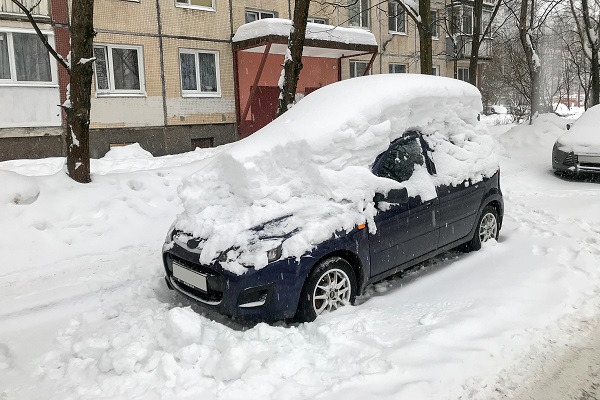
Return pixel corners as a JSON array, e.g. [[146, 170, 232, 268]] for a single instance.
[[369, 135, 439, 278], [436, 178, 485, 247]]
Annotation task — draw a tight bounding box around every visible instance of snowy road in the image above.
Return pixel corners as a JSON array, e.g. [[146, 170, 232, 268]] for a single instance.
[[509, 316, 600, 400], [1, 116, 600, 399]]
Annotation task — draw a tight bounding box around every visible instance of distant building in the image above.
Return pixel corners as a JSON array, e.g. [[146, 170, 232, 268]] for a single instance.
[[0, 0, 495, 161]]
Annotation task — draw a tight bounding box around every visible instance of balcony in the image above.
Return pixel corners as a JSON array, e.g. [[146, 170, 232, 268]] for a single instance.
[[0, 0, 50, 18], [446, 36, 493, 60]]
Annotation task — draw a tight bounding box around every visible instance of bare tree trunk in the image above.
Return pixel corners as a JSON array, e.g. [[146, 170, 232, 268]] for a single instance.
[[518, 0, 540, 122], [10, 0, 94, 183], [581, 0, 599, 106], [469, 0, 483, 86], [418, 0, 433, 74], [276, 0, 311, 117], [65, 0, 95, 183]]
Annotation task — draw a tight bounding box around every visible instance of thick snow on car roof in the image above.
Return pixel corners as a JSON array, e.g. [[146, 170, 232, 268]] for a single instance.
[[174, 74, 498, 273], [557, 104, 600, 153]]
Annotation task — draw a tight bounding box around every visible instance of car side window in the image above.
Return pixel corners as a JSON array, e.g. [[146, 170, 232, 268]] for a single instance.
[[377, 138, 425, 183]]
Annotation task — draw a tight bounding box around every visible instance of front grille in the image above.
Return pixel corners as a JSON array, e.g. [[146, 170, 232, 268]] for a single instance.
[[173, 278, 223, 303], [564, 153, 577, 166]]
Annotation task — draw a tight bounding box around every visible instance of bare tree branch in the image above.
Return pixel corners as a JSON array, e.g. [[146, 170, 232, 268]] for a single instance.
[[10, 0, 71, 74]]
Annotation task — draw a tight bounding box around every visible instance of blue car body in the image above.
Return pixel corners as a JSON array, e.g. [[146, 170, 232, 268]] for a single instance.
[[162, 132, 503, 321]]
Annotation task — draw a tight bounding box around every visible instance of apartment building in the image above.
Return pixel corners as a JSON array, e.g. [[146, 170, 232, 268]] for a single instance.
[[0, 0, 495, 160]]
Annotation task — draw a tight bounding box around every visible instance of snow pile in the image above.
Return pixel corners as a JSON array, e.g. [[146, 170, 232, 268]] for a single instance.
[[4, 118, 600, 400], [556, 104, 600, 153], [0, 170, 40, 205], [232, 18, 378, 46], [102, 143, 153, 160], [173, 75, 498, 272]]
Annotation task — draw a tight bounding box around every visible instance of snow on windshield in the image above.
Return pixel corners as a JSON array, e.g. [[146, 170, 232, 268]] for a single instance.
[[172, 74, 498, 273], [556, 104, 600, 153]]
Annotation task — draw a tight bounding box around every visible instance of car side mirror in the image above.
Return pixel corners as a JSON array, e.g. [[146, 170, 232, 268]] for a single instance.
[[374, 188, 408, 205]]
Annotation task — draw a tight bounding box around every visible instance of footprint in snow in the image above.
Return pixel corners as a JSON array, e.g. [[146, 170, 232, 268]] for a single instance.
[[419, 313, 439, 326], [0, 343, 11, 369]]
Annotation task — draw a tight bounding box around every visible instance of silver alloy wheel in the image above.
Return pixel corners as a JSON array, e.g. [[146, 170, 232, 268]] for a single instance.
[[479, 212, 498, 243], [312, 268, 352, 315]]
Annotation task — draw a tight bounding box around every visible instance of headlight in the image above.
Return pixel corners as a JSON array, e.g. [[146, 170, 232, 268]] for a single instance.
[[165, 223, 176, 243], [266, 245, 283, 263]]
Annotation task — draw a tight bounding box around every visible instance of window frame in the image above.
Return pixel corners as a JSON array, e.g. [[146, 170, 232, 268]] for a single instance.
[[179, 48, 221, 98], [431, 10, 439, 39], [307, 17, 328, 24], [482, 10, 493, 38], [0, 28, 58, 87], [93, 43, 146, 97], [348, 0, 370, 29], [175, 0, 215, 12], [432, 65, 439, 75], [350, 60, 370, 78], [389, 63, 407, 74], [462, 6, 473, 35], [245, 9, 276, 23], [388, 2, 406, 34], [457, 67, 470, 82]]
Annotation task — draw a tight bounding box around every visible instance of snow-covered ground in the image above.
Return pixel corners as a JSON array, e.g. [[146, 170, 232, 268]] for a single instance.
[[1, 114, 600, 400]]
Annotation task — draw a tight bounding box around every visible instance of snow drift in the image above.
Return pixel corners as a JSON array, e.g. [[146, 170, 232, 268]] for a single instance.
[[172, 74, 498, 272]]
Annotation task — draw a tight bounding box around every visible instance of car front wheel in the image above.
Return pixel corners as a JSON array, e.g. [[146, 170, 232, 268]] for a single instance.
[[295, 257, 357, 322], [465, 205, 499, 251]]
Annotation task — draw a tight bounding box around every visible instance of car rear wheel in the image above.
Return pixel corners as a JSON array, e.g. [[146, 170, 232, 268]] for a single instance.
[[465, 205, 499, 251], [295, 257, 357, 322]]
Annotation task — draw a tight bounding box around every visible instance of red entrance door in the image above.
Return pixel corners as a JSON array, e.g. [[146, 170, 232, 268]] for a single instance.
[[251, 86, 280, 133]]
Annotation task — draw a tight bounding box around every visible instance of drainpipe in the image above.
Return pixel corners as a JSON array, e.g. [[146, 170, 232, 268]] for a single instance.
[[156, 0, 168, 127]]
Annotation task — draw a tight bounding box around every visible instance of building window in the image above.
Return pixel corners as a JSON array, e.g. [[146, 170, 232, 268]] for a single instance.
[[389, 63, 407, 73], [432, 65, 439, 75], [451, 6, 473, 35], [176, 0, 215, 10], [462, 7, 473, 35], [350, 60, 369, 78], [307, 17, 327, 24], [245, 9, 276, 23], [457, 67, 469, 82], [0, 31, 55, 84], [348, 0, 370, 28], [93, 44, 145, 95], [482, 10, 492, 37], [191, 137, 214, 149], [179, 49, 220, 97], [431, 10, 439, 38], [388, 2, 406, 33]]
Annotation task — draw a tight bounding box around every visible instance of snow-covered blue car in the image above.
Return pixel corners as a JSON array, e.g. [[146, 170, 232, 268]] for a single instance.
[[162, 75, 503, 322]]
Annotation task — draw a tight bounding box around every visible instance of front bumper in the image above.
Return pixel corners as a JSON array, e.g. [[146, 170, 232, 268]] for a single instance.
[[553, 146, 600, 174], [162, 243, 311, 322]]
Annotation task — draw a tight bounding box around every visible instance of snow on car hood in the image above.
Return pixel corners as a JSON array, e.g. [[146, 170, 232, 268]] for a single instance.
[[172, 74, 498, 273], [556, 104, 600, 154]]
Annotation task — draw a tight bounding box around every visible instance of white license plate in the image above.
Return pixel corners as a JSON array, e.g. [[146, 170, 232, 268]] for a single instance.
[[579, 155, 600, 163], [173, 262, 207, 292]]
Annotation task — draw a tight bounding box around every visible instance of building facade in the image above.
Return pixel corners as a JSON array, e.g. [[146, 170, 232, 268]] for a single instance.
[[0, 0, 494, 160]]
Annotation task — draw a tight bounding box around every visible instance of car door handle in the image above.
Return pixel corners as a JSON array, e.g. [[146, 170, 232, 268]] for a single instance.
[[424, 200, 435, 208]]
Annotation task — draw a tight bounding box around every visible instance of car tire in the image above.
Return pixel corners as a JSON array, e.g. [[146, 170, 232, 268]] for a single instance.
[[465, 205, 499, 252], [295, 257, 357, 322]]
